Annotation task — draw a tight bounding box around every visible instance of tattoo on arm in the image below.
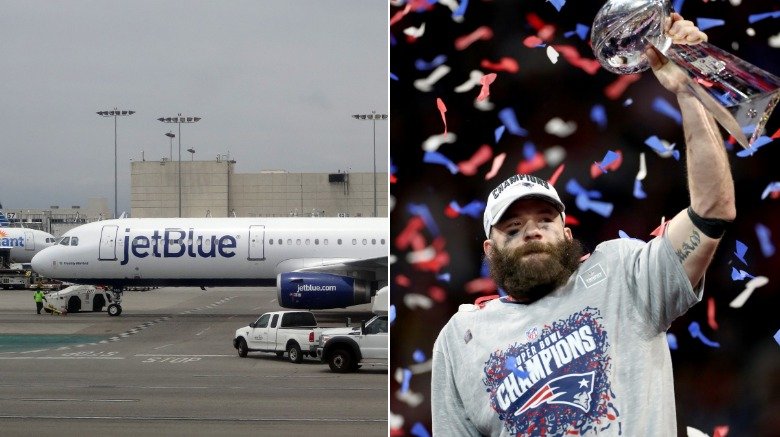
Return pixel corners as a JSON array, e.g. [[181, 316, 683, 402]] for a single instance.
[[676, 229, 701, 262]]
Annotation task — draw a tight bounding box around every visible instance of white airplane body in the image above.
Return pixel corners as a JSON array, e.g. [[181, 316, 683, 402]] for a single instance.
[[32, 217, 388, 311], [0, 226, 57, 264]]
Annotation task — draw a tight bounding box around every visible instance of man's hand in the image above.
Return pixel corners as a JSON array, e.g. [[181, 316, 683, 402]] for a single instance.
[[646, 13, 708, 95]]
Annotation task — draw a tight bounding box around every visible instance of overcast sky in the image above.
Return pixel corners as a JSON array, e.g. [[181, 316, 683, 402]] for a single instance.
[[0, 1, 388, 214]]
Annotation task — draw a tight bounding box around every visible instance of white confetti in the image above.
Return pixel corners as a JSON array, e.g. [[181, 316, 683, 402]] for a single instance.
[[474, 96, 495, 111], [636, 152, 647, 181], [422, 132, 457, 152], [686, 426, 710, 437], [746, 27, 755, 37], [454, 70, 484, 93], [389, 412, 405, 430], [769, 32, 780, 49], [403, 22, 426, 38], [729, 275, 768, 308], [546, 46, 560, 64], [545, 117, 577, 137], [413, 64, 451, 92], [544, 145, 567, 167], [485, 152, 506, 180], [404, 293, 434, 310]]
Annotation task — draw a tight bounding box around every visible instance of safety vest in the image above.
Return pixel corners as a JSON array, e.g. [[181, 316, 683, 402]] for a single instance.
[[33, 291, 46, 302]]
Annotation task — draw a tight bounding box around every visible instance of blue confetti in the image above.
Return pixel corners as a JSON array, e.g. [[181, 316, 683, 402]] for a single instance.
[[575, 23, 589, 40], [748, 11, 780, 24], [731, 267, 755, 281], [437, 272, 451, 282], [667, 333, 678, 350], [452, 0, 469, 21], [644, 135, 680, 160], [414, 55, 448, 71], [774, 329, 780, 347], [652, 97, 682, 124], [390, 72, 399, 81], [755, 223, 776, 258], [761, 182, 780, 200], [688, 321, 720, 348], [408, 203, 441, 236], [494, 125, 506, 143], [735, 240, 748, 265], [401, 368, 413, 392], [413, 349, 427, 363], [596, 150, 620, 174], [522, 141, 537, 161], [575, 193, 614, 217], [389, 304, 396, 324], [547, 0, 565, 12], [411, 422, 432, 437], [618, 230, 643, 242], [423, 151, 459, 174], [448, 200, 485, 219], [498, 108, 528, 136], [633, 179, 647, 199], [590, 104, 607, 129], [672, 0, 685, 13], [695, 17, 725, 31], [736, 135, 773, 158]]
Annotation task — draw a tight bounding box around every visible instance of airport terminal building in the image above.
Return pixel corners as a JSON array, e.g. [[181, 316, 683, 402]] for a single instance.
[[4, 159, 388, 236]]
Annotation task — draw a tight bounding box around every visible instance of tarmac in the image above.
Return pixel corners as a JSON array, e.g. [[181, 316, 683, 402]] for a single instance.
[[0, 286, 387, 436]]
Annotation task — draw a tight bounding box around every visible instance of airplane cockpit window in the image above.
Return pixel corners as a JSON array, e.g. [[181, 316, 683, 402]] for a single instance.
[[59, 237, 70, 246], [254, 314, 270, 328], [71, 237, 79, 246]]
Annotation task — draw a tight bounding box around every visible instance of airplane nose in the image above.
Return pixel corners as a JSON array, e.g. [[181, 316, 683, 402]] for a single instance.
[[31, 251, 50, 276]]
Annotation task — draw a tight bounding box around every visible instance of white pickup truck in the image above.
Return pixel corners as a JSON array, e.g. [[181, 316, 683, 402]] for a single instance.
[[317, 287, 389, 372], [233, 311, 322, 363]]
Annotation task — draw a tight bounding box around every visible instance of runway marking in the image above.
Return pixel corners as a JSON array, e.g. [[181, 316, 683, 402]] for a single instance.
[[195, 327, 210, 336], [13, 398, 138, 403], [0, 356, 124, 360], [0, 414, 386, 423], [135, 354, 233, 357], [154, 344, 173, 350], [178, 296, 238, 315]]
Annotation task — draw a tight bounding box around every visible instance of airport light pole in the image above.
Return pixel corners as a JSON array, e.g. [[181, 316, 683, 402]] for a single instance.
[[165, 132, 175, 161], [351, 111, 388, 217], [157, 114, 201, 217], [96, 108, 135, 219], [186, 148, 195, 161]]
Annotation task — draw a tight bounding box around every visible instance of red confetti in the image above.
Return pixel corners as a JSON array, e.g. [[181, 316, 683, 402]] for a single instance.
[[552, 45, 600, 75], [458, 144, 493, 176], [590, 150, 623, 178], [477, 73, 497, 101], [525, 12, 547, 32], [454, 26, 493, 51], [537, 25, 556, 42], [707, 297, 719, 330], [390, 174, 397, 184], [517, 153, 546, 174], [564, 215, 580, 226], [389, 4, 411, 27], [465, 277, 497, 294], [480, 57, 519, 73], [549, 164, 565, 186], [771, 127, 780, 139], [395, 217, 425, 250], [523, 35, 544, 47], [395, 274, 411, 287], [437, 98, 448, 135], [713, 425, 729, 437], [650, 218, 670, 237], [474, 294, 499, 308], [428, 285, 447, 303], [604, 74, 642, 100]]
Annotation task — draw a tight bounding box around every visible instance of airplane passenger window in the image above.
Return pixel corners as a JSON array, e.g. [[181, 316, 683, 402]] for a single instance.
[[59, 237, 70, 246], [352, 239, 357, 245], [372, 239, 376, 245], [268, 239, 273, 245], [305, 239, 310, 245], [314, 239, 319, 245], [337, 239, 342, 245], [71, 237, 79, 246], [278, 239, 282, 245], [296, 239, 301, 245], [287, 239, 292, 245], [381, 239, 386, 245], [362, 239, 367, 245]]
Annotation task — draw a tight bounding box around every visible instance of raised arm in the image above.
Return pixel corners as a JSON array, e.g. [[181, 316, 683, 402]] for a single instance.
[[645, 13, 736, 287]]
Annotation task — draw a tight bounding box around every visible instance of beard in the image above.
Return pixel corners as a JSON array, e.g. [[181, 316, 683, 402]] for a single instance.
[[487, 237, 584, 302]]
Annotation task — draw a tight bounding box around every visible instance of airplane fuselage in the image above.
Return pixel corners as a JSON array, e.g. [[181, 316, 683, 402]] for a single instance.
[[31, 217, 388, 288], [0, 227, 56, 264]]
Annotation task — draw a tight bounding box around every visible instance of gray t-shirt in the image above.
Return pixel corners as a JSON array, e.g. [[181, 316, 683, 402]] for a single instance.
[[431, 236, 701, 436]]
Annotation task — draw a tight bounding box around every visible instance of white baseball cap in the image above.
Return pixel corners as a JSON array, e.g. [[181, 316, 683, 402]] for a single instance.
[[483, 174, 565, 238]]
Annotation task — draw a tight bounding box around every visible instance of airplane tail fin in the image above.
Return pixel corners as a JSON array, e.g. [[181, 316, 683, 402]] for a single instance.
[[0, 211, 10, 227]]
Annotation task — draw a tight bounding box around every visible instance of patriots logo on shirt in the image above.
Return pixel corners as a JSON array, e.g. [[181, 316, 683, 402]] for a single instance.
[[515, 372, 595, 416]]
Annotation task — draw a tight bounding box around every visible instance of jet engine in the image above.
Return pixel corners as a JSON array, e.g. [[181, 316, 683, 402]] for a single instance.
[[277, 272, 372, 309]]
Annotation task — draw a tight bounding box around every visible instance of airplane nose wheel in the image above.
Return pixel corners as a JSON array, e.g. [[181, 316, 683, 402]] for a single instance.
[[108, 287, 123, 316]]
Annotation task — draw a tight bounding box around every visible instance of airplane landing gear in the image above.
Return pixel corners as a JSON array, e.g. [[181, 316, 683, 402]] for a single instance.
[[108, 287, 123, 316]]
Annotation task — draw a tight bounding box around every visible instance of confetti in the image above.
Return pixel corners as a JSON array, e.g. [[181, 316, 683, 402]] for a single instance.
[[422, 132, 457, 152], [546, 46, 559, 64], [458, 144, 492, 175], [498, 108, 528, 136], [477, 73, 497, 101], [547, 0, 565, 12], [775, 329, 780, 347], [734, 240, 748, 265], [551, 45, 601, 75], [545, 147, 566, 168], [634, 179, 647, 199], [451, 0, 469, 22], [523, 35, 544, 48], [755, 223, 775, 257], [761, 182, 780, 199], [403, 23, 426, 39], [645, 135, 680, 160], [713, 425, 729, 437], [604, 74, 641, 100], [414, 54, 448, 71], [652, 97, 683, 124], [480, 57, 519, 73], [454, 26, 493, 50], [408, 203, 441, 236], [707, 297, 718, 331], [687, 426, 710, 437], [410, 422, 431, 437], [436, 98, 448, 134], [667, 333, 678, 350], [590, 104, 607, 129], [413, 64, 451, 92], [412, 349, 427, 363], [389, 304, 396, 324], [446, 200, 485, 219], [400, 368, 413, 392], [404, 293, 434, 310], [730, 267, 755, 281], [748, 11, 780, 24], [591, 150, 622, 177], [729, 276, 768, 308], [695, 18, 725, 31], [545, 117, 577, 137], [454, 70, 485, 93], [688, 321, 720, 348], [736, 135, 773, 157], [485, 153, 506, 180], [423, 151, 459, 174]]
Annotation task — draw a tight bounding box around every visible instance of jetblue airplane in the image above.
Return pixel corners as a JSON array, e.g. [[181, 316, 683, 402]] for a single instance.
[[31, 217, 388, 315], [0, 212, 57, 264]]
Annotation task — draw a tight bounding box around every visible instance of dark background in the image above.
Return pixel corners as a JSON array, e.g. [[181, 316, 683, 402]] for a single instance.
[[389, 0, 780, 435]]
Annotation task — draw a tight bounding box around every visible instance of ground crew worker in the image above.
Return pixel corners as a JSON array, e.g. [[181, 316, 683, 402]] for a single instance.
[[33, 286, 47, 314]]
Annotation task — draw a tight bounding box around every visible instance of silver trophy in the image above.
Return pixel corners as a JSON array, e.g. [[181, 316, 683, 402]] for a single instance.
[[591, 0, 780, 149]]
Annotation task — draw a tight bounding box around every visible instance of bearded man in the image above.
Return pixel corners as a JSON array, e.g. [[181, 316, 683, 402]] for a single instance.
[[431, 15, 735, 437]]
